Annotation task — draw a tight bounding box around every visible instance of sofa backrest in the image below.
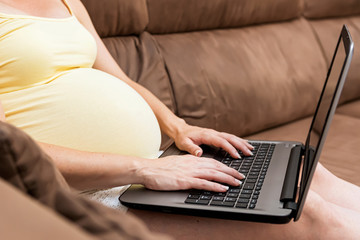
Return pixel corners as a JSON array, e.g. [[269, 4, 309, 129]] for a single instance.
[[82, 0, 360, 140]]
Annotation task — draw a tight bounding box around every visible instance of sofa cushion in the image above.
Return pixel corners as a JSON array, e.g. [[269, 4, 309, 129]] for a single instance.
[[0, 122, 171, 240], [0, 178, 94, 240], [337, 99, 360, 118], [319, 114, 360, 186], [308, 18, 360, 105], [147, 0, 302, 34], [81, 0, 148, 37], [303, 0, 360, 19], [154, 19, 327, 137], [247, 114, 360, 186]]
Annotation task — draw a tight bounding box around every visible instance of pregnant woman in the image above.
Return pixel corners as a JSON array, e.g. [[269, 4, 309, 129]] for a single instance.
[[0, 0, 251, 191], [0, 0, 359, 239]]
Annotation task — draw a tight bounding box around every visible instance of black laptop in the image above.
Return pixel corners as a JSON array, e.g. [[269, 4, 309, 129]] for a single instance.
[[120, 25, 354, 224]]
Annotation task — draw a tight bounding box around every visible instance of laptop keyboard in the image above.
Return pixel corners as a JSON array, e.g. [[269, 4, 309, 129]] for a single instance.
[[185, 142, 275, 209]]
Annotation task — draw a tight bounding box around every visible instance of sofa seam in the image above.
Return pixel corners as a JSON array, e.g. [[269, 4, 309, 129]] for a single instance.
[[147, 32, 180, 116]]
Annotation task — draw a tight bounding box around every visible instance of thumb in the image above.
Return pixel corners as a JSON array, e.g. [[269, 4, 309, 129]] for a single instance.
[[180, 138, 203, 157]]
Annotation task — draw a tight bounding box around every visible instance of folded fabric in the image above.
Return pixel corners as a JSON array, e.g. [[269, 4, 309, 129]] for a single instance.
[[0, 122, 171, 240]]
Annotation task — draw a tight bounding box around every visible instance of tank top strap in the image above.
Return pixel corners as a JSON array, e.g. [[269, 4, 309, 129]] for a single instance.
[[62, 0, 74, 16]]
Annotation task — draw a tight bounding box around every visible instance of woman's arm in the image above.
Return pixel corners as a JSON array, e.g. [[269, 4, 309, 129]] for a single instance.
[[0, 103, 242, 191], [39, 141, 243, 191], [67, 0, 253, 158]]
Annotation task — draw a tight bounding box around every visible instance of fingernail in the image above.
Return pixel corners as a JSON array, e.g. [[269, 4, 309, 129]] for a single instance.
[[195, 150, 201, 157], [235, 179, 242, 185], [239, 173, 246, 179], [222, 185, 229, 191], [236, 152, 241, 159], [247, 150, 253, 156]]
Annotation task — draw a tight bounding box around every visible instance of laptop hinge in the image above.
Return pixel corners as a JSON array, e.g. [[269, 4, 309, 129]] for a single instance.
[[284, 201, 298, 212], [280, 145, 304, 202]]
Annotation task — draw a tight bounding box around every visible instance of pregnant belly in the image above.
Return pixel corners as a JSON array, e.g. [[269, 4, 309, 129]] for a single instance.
[[1, 68, 161, 158]]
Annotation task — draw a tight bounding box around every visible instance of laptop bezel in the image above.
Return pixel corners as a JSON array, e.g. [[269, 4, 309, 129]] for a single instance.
[[294, 25, 354, 221]]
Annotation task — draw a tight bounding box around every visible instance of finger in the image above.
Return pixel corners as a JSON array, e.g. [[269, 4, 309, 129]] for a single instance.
[[200, 158, 245, 180], [219, 133, 253, 156], [244, 140, 255, 150], [189, 178, 230, 192], [204, 135, 241, 159], [177, 138, 203, 157], [193, 168, 243, 187]]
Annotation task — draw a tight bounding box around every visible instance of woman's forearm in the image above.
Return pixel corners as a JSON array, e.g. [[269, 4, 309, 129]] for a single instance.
[[38, 142, 146, 190]]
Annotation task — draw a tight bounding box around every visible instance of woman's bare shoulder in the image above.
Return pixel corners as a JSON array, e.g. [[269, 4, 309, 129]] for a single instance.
[[65, 0, 98, 36], [65, 0, 91, 23]]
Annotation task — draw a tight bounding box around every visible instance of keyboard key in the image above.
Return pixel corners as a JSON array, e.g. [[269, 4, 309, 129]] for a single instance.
[[239, 194, 251, 199], [229, 188, 240, 193], [215, 192, 226, 196], [233, 160, 242, 164], [196, 200, 210, 205], [242, 190, 253, 194], [202, 191, 213, 195], [236, 203, 248, 208], [228, 193, 239, 198], [225, 197, 237, 202], [213, 196, 224, 201], [185, 199, 210, 205], [185, 198, 198, 204], [244, 183, 255, 190], [246, 179, 256, 183], [200, 195, 212, 200], [187, 194, 200, 199], [237, 198, 250, 203], [252, 195, 258, 199], [249, 204, 256, 209], [210, 201, 235, 207]]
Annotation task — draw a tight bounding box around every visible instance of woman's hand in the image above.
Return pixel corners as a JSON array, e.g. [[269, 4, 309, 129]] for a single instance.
[[172, 122, 254, 159], [136, 155, 245, 192]]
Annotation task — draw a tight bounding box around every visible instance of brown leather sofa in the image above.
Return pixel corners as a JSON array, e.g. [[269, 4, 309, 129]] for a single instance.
[[83, 0, 360, 186], [1, 0, 360, 239]]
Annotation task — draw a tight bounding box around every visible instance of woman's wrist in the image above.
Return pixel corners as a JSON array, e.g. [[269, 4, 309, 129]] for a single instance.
[[160, 116, 187, 140], [130, 158, 157, 186]]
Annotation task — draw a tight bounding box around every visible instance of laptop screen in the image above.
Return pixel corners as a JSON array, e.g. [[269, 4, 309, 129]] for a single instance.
[[308, 36, 347, 155], [295, 25, 354, 221]]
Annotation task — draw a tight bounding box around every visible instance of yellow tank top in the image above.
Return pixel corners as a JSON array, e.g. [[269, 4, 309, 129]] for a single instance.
[[0, 1, 161, 158]]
